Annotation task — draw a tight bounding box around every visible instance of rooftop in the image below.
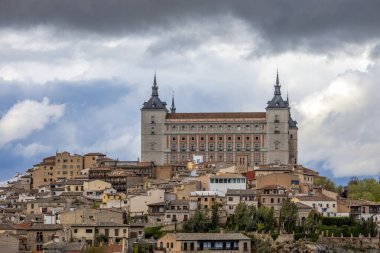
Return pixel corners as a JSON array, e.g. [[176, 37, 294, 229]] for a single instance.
[[209, 173, 245, 179], [226, 189, 256, 196], [294, 194, 336, 202], [166, 112, 266, 120], [167, 232, 250, 241]]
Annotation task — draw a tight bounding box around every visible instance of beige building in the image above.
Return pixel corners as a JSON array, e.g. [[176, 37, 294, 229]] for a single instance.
[[70, 222, 128, 246], [256, 173, 301, 193], [257, 185, 288, 217], [59, 208, 124, 225], [225, 189, 257, 216], [31, 152, 106, 189], [141, 73, 298, 166], [190, 191, 225, 210], [156, 233, 251, 252], [126, 188, 165, 216], [254, 164, 318, 193], [83, 152, 106, 169], [83, 180, 112, 191]]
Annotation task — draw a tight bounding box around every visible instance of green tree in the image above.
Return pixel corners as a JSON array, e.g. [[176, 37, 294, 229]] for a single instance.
[[314, 177, 338, 192], [348, 178, 380, 202], [144, 226, 165, 239], [210, 202, 219, 230], [234, 202, 250, 231], [302, 209, 321, 234], [257, 206, 275, 232], [182, 210, 209, 232], [245, 205, 258, 231], [280, 199, 298, 233]]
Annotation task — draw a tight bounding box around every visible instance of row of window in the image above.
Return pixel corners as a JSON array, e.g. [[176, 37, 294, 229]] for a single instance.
[[170, 124, 262, 132], [57, 159, 81, 163], [312, 203, 336, 209], [170, 154, 261, 164], [74, 228, 127, 236], [210, 178, 246, 183], [171, 143, 261, 152], [172, 135, 260, 141]]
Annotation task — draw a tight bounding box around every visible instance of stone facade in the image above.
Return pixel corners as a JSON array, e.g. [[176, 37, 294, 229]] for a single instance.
[[141, 72, 298, 166]]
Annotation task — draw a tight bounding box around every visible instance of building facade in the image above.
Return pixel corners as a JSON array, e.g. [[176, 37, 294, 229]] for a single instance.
[[141, 72, 298, 166]]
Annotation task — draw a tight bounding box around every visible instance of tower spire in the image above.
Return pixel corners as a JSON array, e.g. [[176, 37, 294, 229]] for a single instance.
[[170, 91, 176, 113], [152, 72, 159, 96], [276, 68, 280, 85], [274, 69, 281, 95]]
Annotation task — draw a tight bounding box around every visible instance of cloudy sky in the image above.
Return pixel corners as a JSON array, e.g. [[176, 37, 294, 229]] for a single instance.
[[1, 0, 380, 183]]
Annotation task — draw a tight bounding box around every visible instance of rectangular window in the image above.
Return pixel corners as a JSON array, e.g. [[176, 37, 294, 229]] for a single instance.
[[85, 229, 93, 233], [115, 229, 119, 236]]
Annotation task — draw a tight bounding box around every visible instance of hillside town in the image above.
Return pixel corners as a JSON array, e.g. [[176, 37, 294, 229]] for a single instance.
[[0, 150, 379, 253]]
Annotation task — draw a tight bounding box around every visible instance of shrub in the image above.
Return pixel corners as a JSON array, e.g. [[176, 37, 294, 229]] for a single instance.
[[321, 217, 354, 226]]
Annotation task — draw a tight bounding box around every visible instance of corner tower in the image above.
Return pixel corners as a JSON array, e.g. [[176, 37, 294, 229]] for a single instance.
[[141, 73, 168, 165], [265, 71, 297, 164]]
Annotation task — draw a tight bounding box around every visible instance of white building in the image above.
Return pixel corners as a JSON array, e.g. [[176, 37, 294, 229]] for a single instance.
[[292, 194, 337, 217], [209, 174, 246, 194], [225, 189, 258, 215]]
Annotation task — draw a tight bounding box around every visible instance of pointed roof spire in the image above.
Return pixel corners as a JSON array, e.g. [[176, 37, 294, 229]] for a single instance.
[[276, 68, 280, 85], [151, 72, 159, 96], [142, 71, 168, 110], [274, 69, 281, 96], [170, 91, 176, 114], [266, 69, 288, 109]]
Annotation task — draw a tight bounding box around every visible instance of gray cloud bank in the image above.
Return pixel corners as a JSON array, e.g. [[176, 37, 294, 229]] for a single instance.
[[1, 0, 380, 55]]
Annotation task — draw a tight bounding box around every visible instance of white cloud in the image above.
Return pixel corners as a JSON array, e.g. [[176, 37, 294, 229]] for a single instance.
[[13, 143, 52, 158], [297, 65, 380, 177], [0, 97, 65, 147]]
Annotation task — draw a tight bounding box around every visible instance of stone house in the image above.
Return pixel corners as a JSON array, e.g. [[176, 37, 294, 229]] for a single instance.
[[59, 208, 124, 225], [189, 191, 225, 210], [225, 189, 257, 216], [26, 224, 64, 252], [70, 222, 129, 246], [0, 232, 24, 253], [155, 233, 251, 252], [292, 194, 337, 217], [257, 185, 288, 218], [147, 200, 197, 225], [26, 198, 67, 215], [125, 188, 165, 217]]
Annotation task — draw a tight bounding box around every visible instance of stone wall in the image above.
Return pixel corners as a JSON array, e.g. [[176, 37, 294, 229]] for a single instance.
[[318, 235, 380, 251]]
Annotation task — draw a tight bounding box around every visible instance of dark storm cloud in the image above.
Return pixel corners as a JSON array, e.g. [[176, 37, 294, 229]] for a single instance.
[[1, 0, 380, 55]]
